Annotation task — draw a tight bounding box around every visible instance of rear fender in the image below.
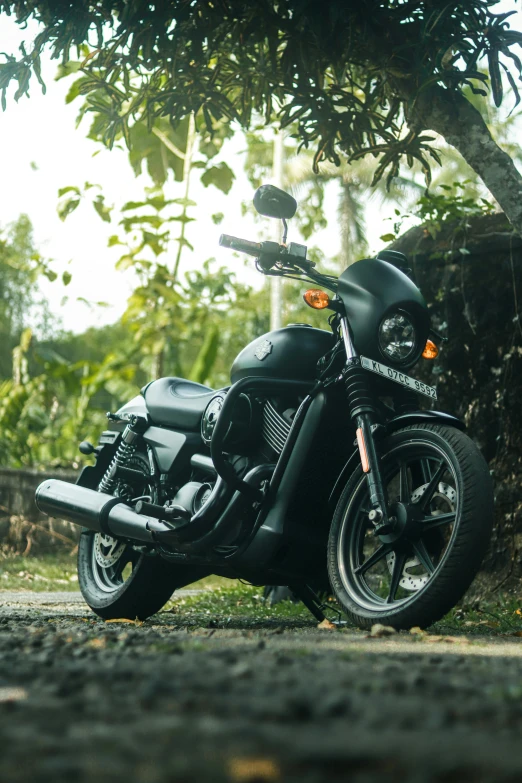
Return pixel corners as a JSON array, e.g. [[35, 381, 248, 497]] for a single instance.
[[328, 410, 465, 511]]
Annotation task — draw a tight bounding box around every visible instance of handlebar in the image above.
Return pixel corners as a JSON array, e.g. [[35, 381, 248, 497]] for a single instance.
[[219, 234, 262, 257]]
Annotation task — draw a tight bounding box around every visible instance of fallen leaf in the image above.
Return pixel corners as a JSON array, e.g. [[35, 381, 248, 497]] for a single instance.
[[442, 636, 470, 644], [427, 634, 470, 644], [0, 687, 28, 703], [105, 618, 135, 625], [87, 638, 106, 649], [317, 619, 336, 631], [228, 757, 280, 782], [369, 623, 396, 638], [515, 609, 522, 616]]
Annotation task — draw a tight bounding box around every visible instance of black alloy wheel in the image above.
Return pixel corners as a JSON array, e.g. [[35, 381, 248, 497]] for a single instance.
[[77, 451, 181, 620], [327, 424, 493, 630]]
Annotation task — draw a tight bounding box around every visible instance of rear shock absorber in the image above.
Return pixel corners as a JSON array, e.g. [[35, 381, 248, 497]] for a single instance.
[[98, 416, 148, 495]]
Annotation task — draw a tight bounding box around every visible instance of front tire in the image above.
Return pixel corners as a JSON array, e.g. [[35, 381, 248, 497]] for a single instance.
[[327, 424, 493, 630]]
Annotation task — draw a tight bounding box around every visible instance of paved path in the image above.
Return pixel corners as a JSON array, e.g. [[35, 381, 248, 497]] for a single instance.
[[0, 589, 204, 617], [1, 592, 522, 782]]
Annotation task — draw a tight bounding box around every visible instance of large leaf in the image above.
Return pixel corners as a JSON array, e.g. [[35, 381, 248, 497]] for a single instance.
[[128, 117, 189, 185], [201, 163, 235, 194]]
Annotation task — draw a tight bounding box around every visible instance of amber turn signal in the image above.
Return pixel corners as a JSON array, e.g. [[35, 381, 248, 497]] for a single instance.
[[303, 289, 330, 309], [422, 339, 439, 360]]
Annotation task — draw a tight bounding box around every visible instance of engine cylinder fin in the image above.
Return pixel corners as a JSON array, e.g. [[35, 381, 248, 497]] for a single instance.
[[262, 400, 292, 454]]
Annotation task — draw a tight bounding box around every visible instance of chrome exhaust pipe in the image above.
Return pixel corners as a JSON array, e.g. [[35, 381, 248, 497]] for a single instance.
[[35, 479, 170, 544]]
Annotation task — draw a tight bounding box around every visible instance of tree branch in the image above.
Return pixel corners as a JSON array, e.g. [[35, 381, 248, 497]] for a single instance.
[[411, 85, 522, 237]]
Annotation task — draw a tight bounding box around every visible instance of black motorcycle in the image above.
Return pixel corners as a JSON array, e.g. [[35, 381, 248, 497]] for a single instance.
[[36, 185, 493, 630]]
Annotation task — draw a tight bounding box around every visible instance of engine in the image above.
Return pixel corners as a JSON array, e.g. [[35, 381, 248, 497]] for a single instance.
[[154, 390, 300, 543], [201, 390, 298, 460]]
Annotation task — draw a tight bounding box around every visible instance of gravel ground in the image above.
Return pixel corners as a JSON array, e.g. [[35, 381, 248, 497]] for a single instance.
[[1, 592, 522, 783]]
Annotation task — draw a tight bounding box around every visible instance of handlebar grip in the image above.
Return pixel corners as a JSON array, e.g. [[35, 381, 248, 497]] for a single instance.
[[219, 234, 262, 257]]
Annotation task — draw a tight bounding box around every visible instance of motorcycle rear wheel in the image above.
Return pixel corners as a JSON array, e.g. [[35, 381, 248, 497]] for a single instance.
[[78, 532, 182, 620], [327, 424, 493, 630], [77, 450, 204, 620]]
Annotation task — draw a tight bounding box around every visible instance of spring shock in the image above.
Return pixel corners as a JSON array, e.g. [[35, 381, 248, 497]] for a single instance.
[[98, 416, 147, 495], [343, 360, 377, 419]]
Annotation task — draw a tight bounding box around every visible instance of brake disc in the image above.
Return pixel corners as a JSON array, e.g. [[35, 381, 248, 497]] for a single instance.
[[94, 533, 126, 568], [386, 482, 456, 592]]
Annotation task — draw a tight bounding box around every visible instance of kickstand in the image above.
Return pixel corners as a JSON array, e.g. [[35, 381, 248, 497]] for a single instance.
[[290, 584, 327, 623]]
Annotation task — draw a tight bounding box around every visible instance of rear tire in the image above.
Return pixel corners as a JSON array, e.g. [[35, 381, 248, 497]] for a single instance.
[[77, 449, 207, 620], [327, 424, 493, 630], [78, 533, 180, 620]]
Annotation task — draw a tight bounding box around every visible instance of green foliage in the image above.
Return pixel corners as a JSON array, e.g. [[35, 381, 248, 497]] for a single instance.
[[380, 181, 496, 242], [0, 324, 141, 468], [57, 181, 113, 224], [0, 215, 56, 378], [0, 553, 79, 591], [166, 582, 312, 623], [200, 162, 235, 195], [2, 2, 522, 190]]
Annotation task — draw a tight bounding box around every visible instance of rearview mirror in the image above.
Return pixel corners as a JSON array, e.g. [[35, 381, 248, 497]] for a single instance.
[[253, 184, 297, 220]]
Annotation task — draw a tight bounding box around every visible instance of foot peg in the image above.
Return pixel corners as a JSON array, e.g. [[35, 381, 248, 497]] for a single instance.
[[135, 500, 191, 523]]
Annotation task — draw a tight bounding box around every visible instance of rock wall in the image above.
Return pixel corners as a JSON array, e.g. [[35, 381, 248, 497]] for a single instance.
[[0, 468, 80, 553], [391, 212, 522, 580]]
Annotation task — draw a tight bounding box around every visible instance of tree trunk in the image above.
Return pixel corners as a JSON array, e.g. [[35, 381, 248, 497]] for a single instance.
[[411, 85, 522, 236]]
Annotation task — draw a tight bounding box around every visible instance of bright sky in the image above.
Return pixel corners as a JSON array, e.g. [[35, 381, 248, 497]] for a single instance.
[[0, 1, 520, 335]]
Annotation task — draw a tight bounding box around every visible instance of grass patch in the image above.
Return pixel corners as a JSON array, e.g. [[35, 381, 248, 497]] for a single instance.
[[165, 582, 313, 625], [1, 552, 520, 637], [0, 552, 79, 592], [430, 594, 522, 637]]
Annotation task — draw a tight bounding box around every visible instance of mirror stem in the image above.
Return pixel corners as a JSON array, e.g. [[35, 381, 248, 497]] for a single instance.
[[282, 218, 288, 245]]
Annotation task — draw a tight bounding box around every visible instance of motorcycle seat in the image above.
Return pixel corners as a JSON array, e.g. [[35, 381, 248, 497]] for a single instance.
[[142, 377, 216, 431]]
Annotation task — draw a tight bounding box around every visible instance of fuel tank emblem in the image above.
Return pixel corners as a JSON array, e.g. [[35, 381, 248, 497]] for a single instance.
[[255, 339, 273, 361]]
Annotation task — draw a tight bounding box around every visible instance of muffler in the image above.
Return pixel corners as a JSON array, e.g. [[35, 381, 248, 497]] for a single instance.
[[35, 479, 172, 544]]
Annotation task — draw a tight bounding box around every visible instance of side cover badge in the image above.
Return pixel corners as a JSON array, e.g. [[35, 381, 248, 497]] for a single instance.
[[255, 339, 273, 361]]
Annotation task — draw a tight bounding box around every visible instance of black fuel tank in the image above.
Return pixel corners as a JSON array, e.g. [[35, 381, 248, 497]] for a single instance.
[[231, 325, 333, 384]]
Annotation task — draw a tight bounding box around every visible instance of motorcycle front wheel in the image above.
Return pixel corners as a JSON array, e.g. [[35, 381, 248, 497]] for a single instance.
[[327, 424, 493, 631]]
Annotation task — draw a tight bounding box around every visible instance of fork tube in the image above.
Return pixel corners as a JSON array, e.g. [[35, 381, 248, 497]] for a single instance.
[[341, 317, 390, 531], [340, 317, 357, 360], [356, 414, 389, 527]]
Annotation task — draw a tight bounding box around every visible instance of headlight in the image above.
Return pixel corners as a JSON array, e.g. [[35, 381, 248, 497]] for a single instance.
[[378, 311, 416, 363]]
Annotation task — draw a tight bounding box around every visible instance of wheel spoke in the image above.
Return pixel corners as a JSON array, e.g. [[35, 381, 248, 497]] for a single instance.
[[113, 551, 130, 581], [412, 539, 435, 574], [354, 544, 392, 575], [416, 461, 446, 512], [399, 462, 410, 503], [422, 512, 456, 531], [387, 550, 407, 603]]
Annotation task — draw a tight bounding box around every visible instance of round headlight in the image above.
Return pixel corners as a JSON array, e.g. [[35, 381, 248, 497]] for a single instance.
[[379, 312, 416, 362]]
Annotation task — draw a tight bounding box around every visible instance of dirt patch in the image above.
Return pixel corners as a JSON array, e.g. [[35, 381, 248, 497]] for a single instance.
[[1, 594, 522, 782]]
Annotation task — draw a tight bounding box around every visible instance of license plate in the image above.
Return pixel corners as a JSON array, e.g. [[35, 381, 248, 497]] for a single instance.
[[360, 356, 437, 400]]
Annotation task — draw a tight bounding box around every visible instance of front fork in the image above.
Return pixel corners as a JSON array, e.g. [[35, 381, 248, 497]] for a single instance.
[[340, 318, 392, 535]]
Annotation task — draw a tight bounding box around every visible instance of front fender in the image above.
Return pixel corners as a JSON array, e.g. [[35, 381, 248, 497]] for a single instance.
[[328, 409, 465, 511]]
